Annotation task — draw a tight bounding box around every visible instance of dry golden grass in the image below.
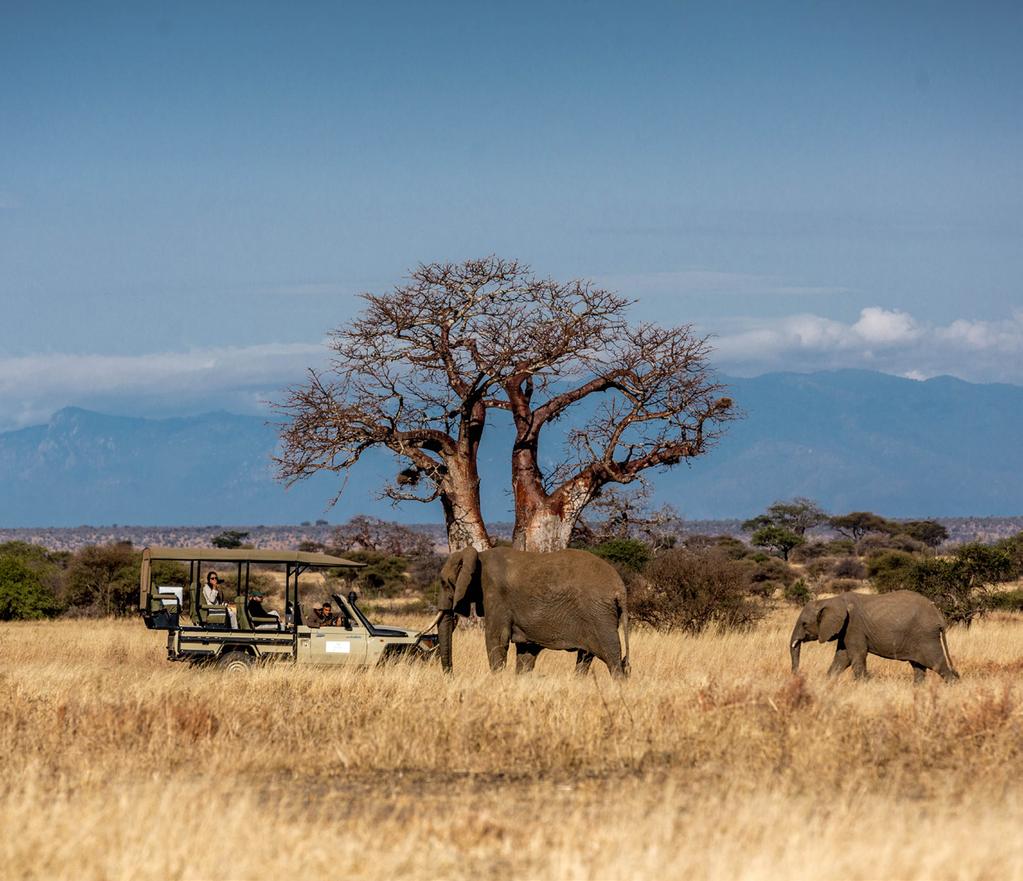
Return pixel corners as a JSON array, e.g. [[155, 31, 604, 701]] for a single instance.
[[2, 609, 1023, 880]]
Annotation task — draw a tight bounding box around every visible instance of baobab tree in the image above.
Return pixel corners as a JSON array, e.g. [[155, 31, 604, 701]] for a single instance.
[[276, 257, 733, 552], [498, 319, 732, 550]]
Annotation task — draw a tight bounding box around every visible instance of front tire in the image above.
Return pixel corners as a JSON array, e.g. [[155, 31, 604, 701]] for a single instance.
[[216, 651, 255, 672]]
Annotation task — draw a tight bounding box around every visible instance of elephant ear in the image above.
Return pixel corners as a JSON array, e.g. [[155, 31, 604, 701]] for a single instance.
[[817, 602, 848, 643], [453, 547, 480, 608]]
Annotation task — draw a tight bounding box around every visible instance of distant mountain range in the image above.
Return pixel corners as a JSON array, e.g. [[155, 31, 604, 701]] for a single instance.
[[1, 370, 1021, 527]]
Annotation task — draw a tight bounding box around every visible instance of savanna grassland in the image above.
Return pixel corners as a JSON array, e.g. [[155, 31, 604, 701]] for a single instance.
[[3, 610, 1023, 881]]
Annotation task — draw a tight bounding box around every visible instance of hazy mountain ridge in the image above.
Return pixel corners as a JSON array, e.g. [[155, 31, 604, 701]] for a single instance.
[[1, 370, 1021, 527]]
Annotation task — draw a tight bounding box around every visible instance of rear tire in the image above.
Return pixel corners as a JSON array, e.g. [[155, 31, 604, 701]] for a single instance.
[[216, 651, 255, 672]]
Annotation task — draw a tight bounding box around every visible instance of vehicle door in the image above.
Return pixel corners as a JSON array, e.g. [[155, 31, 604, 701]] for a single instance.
[[299, 617, 369, 666]]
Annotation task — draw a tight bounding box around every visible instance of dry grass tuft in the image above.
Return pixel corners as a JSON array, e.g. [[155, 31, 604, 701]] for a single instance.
[[2, 610, 1023, 879]]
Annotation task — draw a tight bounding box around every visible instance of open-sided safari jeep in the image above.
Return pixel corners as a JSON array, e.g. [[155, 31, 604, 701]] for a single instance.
[[139, 546, 438, 670]]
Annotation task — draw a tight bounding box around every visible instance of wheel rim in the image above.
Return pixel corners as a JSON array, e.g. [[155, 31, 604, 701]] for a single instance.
[[223, 656, 251, 672]]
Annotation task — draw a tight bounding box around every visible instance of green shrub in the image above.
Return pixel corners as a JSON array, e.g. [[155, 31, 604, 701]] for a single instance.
[[866, 550, 919, 592], [749, 579, 780, 599], [868, 544, 1014, 626], [339, 551, 411, 597], [995, 532, 1023, 579], [632, 549, 762, 634], [804, 558, 835, 582], [790, 542, 831, 562], [590, 538, 652, 573], [783, 578, 812, 605], [749, 556, 798, 588], [856, 533, 927, 557], [712, 536, 750, 560], [833, 556, 867, 579], [986, 590, 1023, 613], [0, 555, 61, 620], [64, 543, 140, 616]]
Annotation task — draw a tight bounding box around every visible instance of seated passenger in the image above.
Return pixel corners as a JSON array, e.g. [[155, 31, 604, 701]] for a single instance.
[[247, 590, 282, 630], [201, 571, 237, 629]]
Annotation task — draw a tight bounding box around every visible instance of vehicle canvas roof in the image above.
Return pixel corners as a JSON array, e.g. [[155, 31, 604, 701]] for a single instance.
[[141, 546, 365, 568]]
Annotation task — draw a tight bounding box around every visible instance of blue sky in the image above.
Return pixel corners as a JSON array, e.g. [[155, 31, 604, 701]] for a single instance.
[[1, 0, 1021, 428]]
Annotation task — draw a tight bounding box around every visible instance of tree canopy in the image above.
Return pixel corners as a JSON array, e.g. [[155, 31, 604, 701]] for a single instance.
[[277, 257, 733, 551]]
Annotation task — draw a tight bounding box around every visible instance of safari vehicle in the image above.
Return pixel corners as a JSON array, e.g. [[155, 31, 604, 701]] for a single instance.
[[138, 546, 438, 670]]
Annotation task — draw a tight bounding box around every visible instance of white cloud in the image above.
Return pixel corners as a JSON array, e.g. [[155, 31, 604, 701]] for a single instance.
[[3, 307, 1021, 433], [851, 307, 920, 345], [712, 308, 1023, 382], [0, 342, 329, 431]]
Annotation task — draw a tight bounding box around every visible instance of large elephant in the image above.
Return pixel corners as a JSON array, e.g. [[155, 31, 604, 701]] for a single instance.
[[789, 590, 959, 683], [427, 547, 631, 677]]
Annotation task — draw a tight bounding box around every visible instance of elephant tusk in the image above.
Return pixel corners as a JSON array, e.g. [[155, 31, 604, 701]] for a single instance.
[[791, 640, 800, 649], [415, 609, 445, 639]]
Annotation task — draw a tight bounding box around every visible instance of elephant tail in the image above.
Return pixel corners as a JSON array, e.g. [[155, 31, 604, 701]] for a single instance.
[[618, 596, 631, 676], [939, 627, 957, 675]]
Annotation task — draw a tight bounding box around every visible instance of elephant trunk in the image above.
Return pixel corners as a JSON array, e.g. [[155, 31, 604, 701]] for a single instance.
[[438, 609, 454, 674]]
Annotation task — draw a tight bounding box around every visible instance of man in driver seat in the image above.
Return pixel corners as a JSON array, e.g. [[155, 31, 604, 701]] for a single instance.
[[309, 602, 338, 628]]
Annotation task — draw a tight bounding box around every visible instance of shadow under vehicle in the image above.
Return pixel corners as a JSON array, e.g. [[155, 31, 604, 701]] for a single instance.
[[138, 546, 438, 670]]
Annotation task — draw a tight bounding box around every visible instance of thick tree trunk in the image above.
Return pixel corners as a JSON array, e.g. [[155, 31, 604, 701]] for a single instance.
[[515, 509, 577, 553], [440, 456, 491, 552], [512, 467, 595, 553], [506, 378, 598, 552]]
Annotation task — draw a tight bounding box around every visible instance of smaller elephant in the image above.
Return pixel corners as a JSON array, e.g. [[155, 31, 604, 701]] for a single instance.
[[790, 590, 959, 683]]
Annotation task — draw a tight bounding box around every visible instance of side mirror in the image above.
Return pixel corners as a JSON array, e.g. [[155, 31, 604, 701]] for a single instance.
[[348, 590, 358, 605]]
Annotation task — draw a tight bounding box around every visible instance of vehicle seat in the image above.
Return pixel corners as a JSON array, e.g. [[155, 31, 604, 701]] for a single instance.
[[198, 601, 230, 629], [251, 612, 281, 630], [235, 599, 253, 631]]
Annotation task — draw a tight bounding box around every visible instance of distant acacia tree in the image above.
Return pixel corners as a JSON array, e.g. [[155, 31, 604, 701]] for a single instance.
[[829, 511, 890, 542], [277, 257, 733, 552], [742, 497, 824, 560], [750, 524, 805, 561], [897, 520, 949, 548], [742, 497, 827, 537]]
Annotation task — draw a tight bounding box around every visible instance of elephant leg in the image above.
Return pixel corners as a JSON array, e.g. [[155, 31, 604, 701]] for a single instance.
[[827, 647, 851, 677], [484, 619, 512, 672], [575, 651, 594, 676], [515, 642, 542, 674], [844, 633, 869, 680], [850, 654, 869, 679], [910, 661, 927, 684]]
